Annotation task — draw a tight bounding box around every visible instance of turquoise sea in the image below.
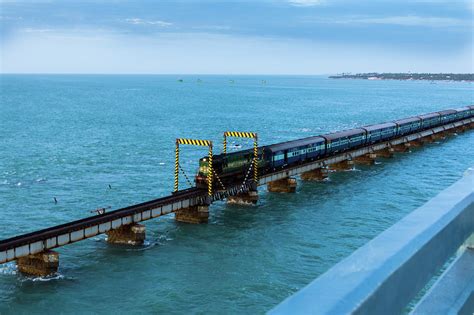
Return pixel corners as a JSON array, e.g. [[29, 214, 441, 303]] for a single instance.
[[0, 75, 473, 314]]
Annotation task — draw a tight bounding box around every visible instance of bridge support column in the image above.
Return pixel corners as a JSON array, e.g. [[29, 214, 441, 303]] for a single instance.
[[455, 126, 466, 133], [444, 129, 455, 136], [353, 153, 377, 165], [328, 160, 354, 171], [267, 178, 297, 193], [300, 168, 328, 181], [227, 190, 258, 205], [106, 223, 146, 245], [175, 205, 209, 224], [408, 139, 423, 147], [420, 136, 434, 144], [17, 250, 59, 277], [375, 147, 394, 158], [392, 143, 410, 153], [431, 132, 446, 141]]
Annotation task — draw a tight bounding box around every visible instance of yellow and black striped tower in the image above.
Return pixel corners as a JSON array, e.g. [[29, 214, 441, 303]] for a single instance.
[[222, 131, 258, 184], [223, 131, 257, 155], [174, 138, 213, 195], [208, 144, 213, 196], [174, 141, 179, 192], [253, 134, 258, 184]]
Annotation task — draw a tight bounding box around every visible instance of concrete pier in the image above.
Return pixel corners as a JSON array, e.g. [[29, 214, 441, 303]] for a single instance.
[[267, 178, 297, 193], [106, 223, 146, 245], [353, 153, 377, 165], [328, 160, 354, 171], [300, 168, 328, 181], [375, 147, 394, 158], [17, 250, 59, 276], [408, 139, 423, 147], [420, 136, 434, 144], [175, 205, 209, 224], [392, 143, 410, 153], [431, 132, 446, 141], [227, 190, 258, 205]]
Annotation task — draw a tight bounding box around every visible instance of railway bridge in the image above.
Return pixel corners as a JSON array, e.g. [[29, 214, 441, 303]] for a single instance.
[[0, 107, 473, 277]]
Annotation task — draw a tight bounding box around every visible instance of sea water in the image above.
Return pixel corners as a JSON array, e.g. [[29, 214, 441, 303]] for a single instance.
[[0, 75, 473, 313]]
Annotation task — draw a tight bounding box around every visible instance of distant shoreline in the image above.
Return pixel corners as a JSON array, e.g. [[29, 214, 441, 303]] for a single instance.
[[329, 73, 474, 82]]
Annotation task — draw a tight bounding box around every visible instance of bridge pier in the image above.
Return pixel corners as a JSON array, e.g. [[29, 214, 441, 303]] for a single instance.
[[227, 190, 259, 205], [392, 143, 410, 153], [267, 178, 297, 193], [300, 168, 328, 181], [420, 136, 434, 144], [353, 153, 377, 165], [17, 250, 59, 277], [375, 147, 394, 158], [408, 139, 423, 147], [431, 132, 446, 141], [328, 160, 354, 171], [175, 205, 209, 224], [106, 223, 146, 245]]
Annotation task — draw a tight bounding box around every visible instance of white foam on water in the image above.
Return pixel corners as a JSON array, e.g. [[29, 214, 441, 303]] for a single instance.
[[0, 263, 18, 275], [30, 274, 65, 282]]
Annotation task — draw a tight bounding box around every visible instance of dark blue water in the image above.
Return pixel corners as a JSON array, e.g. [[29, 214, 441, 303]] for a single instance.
[[0, 75, 473, 314]]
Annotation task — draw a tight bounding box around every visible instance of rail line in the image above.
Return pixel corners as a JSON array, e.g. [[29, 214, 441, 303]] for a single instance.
[[0, 117, 473, 266]]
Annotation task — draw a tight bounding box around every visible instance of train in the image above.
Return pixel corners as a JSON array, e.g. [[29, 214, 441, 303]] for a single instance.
[[195, 106, 474, 188]]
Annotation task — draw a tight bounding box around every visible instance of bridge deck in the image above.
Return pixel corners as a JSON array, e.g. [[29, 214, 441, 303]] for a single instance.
[[1, 117, 473, 264]]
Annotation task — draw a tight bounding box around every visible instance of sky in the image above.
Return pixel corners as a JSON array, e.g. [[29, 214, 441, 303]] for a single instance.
[[0, 0, 472, 74]]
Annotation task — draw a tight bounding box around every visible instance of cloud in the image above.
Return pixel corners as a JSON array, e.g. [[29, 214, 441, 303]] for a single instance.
[[311, 15, 469, 28], [125, 18, 172, 27], [288, 0, 323, 7]]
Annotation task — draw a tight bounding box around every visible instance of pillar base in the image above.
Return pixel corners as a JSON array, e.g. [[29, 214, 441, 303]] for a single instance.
[[175, 205, 209, 224], [267, 178, 297, 193], [301, 168, 328, 181], [408, 140, 423, 147], [392, 143, 410, 153], [353, 153, 377, 165], [106, 223, 146, 245], [227, 190, 258, 205], [375, 147, 394, 158], [328, 160, 354, 171], [17, 250, 59, 277], [420, 136, 434, 144], [431, 132, 446, 141], [443, 130, 454, 136], [455, 126, 466, 133]]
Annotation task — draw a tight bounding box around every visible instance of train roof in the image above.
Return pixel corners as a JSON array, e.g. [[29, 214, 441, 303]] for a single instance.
[[437, 109, 457, 115], [454, 106, 471, 112], [362, 122, 397, 132], [418, 112, 440, 119], [321, 128, 366, 141], [267, 136, 325, 152], [393, 116, 421, 125]]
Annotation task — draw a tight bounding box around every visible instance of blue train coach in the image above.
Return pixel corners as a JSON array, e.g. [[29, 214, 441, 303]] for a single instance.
[[394, 117, 422, 136], [266, 136, 326, 169], [362, 122, 397, 144], [321, 129, 367, 155]]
